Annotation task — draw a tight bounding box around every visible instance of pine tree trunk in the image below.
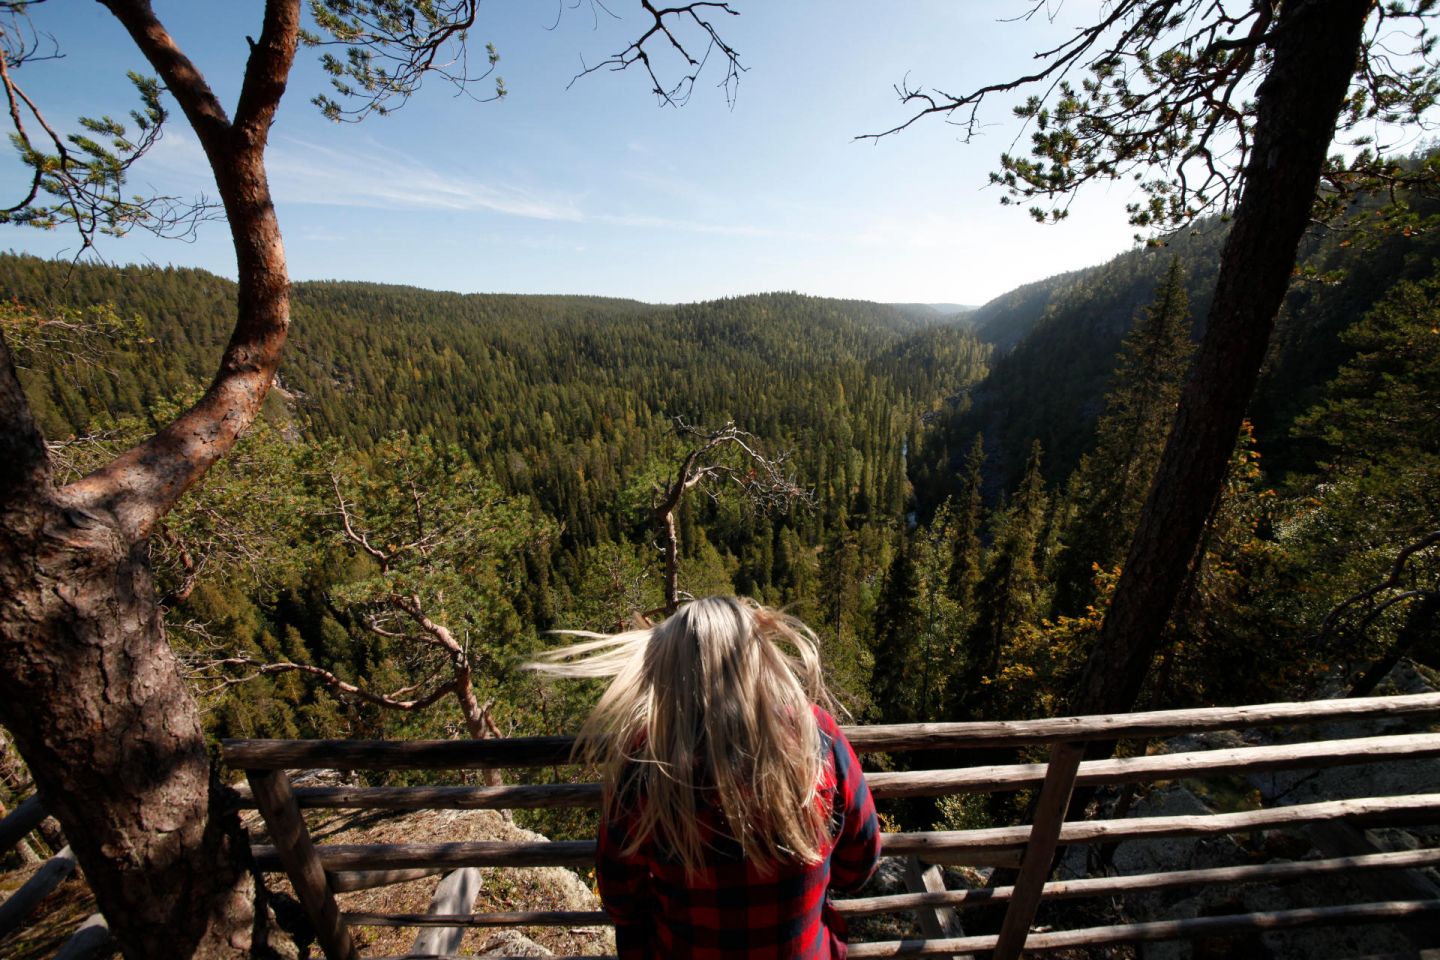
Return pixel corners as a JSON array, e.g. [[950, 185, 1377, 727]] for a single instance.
[[0, 4, 301, 955], [1073, 0, 1372, 716], [0, 338, 257, 958]]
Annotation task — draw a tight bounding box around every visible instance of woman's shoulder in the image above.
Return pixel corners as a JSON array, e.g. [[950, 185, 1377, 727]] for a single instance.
[[810, 703, 843, 737]]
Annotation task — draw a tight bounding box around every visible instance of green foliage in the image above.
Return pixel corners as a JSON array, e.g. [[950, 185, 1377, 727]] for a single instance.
[[978, 2, 1440, 230], [960, 441, 1050, 716], [7, 191, 1440, 741], [2, 70, 178, 250], [1052, 256, 1194, 613], [302, 1, 504, 121]]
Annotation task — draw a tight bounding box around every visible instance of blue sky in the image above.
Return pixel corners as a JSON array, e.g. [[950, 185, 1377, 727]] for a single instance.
[[3, 1, 1146, 305]]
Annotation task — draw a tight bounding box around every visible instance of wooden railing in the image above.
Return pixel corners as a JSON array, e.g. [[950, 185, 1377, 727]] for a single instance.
[[222, 692, 1440, 959]]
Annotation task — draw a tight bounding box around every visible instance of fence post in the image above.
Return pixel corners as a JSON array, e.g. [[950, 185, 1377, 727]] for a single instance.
[[248, 769, 357, 960], [992, 741, 1085, 960]]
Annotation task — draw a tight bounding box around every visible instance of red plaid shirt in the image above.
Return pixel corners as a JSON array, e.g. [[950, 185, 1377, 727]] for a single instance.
[[596, 706, 881, 959]]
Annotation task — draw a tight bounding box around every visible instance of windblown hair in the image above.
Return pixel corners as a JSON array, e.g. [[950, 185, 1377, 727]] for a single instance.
[[528, 596, 838, 875]]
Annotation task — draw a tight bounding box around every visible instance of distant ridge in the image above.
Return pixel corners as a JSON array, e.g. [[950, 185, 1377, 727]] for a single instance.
[[886, 302, 976, 324]]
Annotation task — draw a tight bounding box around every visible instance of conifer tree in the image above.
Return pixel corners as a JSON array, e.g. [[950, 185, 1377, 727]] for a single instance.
[[1054, 257, 1194, 614], [949, 435, 986, 620], [959, 440, 1049, 715], [870, 537, 926, 723]]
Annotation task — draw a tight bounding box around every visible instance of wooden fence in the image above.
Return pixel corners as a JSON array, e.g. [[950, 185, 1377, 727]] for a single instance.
[[221, 692, 1440, 959]]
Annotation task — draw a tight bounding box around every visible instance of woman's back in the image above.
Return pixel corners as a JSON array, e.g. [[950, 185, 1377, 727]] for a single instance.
[[597, 706, 879, 958], [530, 597, 881, 958]]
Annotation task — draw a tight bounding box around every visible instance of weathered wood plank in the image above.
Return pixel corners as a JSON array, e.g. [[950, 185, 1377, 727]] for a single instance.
[[329, 866, 449, 893], [53, 912, 111, 960], [846, 692, 1440, 753], [845, 899, 1440, 956], [833, 847, 1440, 916], [902, 856, 966, 958], [888, 792, 1440, 856], [410, 868, 482, 957], [247, 770, 356, 960], [222, 692, 1440, 770], [346, 909, 608, 927], [251, 793, 1440, 873], [229, 732, 1440, 811], [0, 845, 75, 938], [869, 731, 1440, 797], [0, 794, 47, 857], [993, 742, 1084, 960]]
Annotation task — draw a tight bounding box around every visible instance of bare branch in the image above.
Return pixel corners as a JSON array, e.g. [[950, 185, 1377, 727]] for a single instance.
[[857, 1, 1440, 231], [331, 470, 392, 567], [655, 417, 813, 613], [1318, 530, 1440, 646], [201, 656, 459, 712], [570, 0, 743, 107]]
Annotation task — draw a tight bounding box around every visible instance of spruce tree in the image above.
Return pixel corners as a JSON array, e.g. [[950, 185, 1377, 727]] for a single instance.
[[1054, 257, 1194, 614], [959, 440, 1049, 716], [869, 537, 926, 723], [949, 434, 986, 620]]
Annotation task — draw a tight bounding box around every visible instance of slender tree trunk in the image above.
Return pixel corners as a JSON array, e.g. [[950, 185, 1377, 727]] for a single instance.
[[1348, 594, 1440, 699], [1072, 0, 1372, 716]]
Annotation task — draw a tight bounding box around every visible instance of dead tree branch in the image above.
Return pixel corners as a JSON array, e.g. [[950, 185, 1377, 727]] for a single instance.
[[570, 1, 743, 107], [655, 417, 812, 613]]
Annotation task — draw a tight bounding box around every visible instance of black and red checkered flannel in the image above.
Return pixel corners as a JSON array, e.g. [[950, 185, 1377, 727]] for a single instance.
[[596, 705, 881, 958]]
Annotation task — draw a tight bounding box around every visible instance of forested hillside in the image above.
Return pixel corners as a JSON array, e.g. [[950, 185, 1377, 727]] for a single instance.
[[5, 200, 1436, 832], [3, 253, 988, 742], [920, 190, 1440, 498]]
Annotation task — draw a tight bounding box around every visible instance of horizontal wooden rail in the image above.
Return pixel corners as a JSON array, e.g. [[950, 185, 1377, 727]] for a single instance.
[[358, 900, 1440, 960], [844, 899, 1440, 957], [832, 847, 1440, 916], [888, 792, 1440, 859], [869, 731, 1440, 798], [255, 839, 597, 872], [248, 793, 1440, 873], [229, 731, 1440, 812], [337, 849, 1440, 934], [845, 692, 1440, 752], [329, 867, 448, 893], [345, 909, 607, 927], [224, 735, 576, 771], [326, 847, 1440, 931], [235, 781, 601, 811], [222, 692, 1440, 771]]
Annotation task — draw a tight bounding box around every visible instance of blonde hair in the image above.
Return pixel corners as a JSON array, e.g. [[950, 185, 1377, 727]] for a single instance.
[[528, 596, 837, 874]]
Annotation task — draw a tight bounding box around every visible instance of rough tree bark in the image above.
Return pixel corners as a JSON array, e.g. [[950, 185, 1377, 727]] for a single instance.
[[0, 1, 300, 956], [1072, 0, 1373, 716]]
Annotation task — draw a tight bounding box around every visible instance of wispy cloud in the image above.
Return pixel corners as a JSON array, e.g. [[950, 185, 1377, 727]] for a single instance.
[[597, 212, 777, 238], [146, 132, 781, 239], [267, 136, 585, 221]]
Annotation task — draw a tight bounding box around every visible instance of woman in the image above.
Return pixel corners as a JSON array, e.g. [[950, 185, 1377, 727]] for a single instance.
[[529, 596, 880, 958]]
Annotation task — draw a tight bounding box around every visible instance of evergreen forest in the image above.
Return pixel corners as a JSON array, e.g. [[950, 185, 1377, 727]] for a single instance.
[[4, 183, 1438, 830]]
